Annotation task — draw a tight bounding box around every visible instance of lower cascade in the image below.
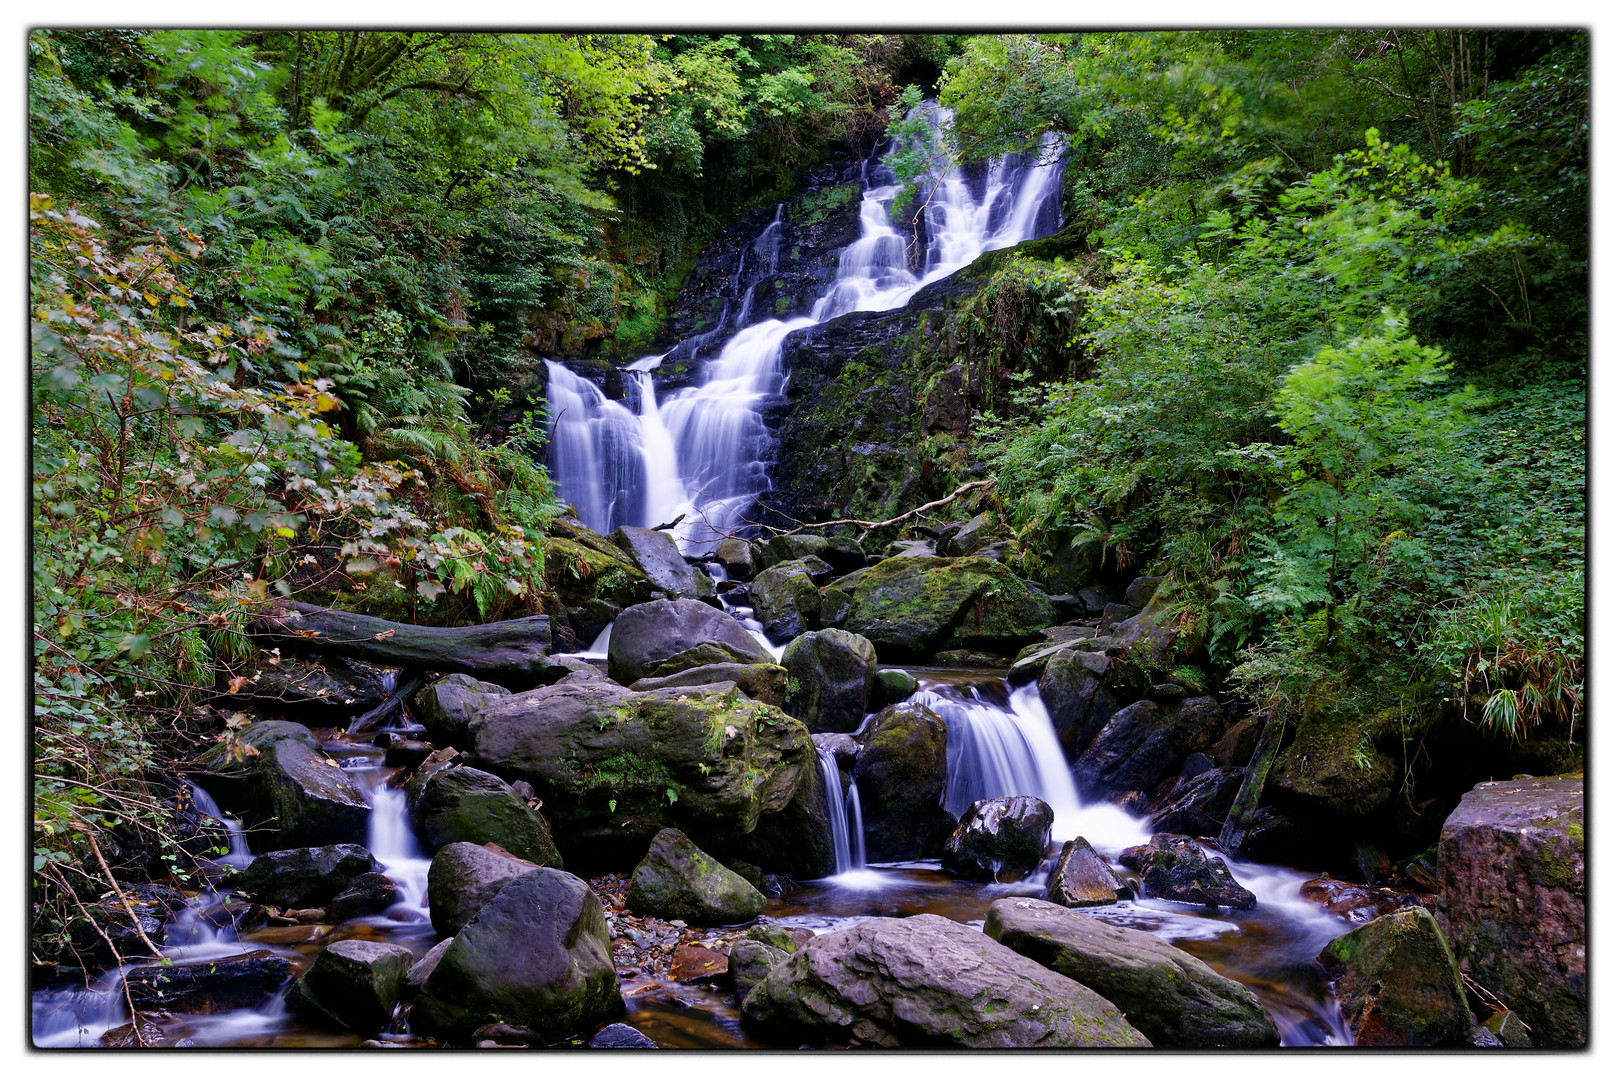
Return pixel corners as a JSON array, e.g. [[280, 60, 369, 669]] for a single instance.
[[817, 747, 868, 878]]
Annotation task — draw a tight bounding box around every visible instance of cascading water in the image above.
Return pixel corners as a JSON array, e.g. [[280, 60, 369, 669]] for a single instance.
[[546, 102, 1065, 550], [360, 774, 431, 921], [816, 748, 870, 880]]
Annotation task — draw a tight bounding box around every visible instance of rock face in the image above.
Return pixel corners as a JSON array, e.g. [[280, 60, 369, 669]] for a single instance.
[[1148, 766, 1244, 837], [469, 680, 812, 864], [1124, 834, 1257, 909], [730, 940, 790, 1004], [1318, 906, 1471, 1047], [842, 557, 1053, 660], [748, 560, 824, 642], [124, 950, 295, 1013], [741, 914, 1151, 1048], [288, 939, 414, 1032], [1435, 775, 1585, 1047], [413, 674, 512, 747], [851, 701, 954, 861], [611, 526, 717, 602], [1071, 696, 1226, 800], [413, 766, 562, 868], [941, 796, 1054, 882], [727, 759, 836, 879], [1036, 649, 1120, 755], [630, 663, 788, 707], [984, 898, 1278, 1048], [780, 629, 878, 733], [413, 868, 623, 1043], [624, 828, 766, 925], [427, 841, 542, 937], [232, 844, 382, 908], [606, 599, 773, 684], [1046, 837, 1127, 907]]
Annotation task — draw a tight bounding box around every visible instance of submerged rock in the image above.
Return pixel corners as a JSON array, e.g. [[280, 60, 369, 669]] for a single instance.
[[941, 795, 1054, 882], [624, 828, 766, 925], [781, 628, 878, 733], [985, 897, 1278, 1048], [288, 938, 414, 1032], [1318, 906, 1470, 1047], [413, 765, 562, 868], [741, 913, 1150, 1048], [1046, 836, 1128, 907], [606, 599, 773, 684], [413, 868, 623, 1043], [851, 700, 954, 861], [1124, 834, 1256, 909]]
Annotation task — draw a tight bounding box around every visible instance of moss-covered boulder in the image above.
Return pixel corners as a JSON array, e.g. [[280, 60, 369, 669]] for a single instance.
[[427, 841, 540, 937], [540, 517, 655, 611], [611, 526, 716, 602], [288, 938, 414, 1032], [730, 939, 790, 1004], [1124, 833, 1256, 909], [851, 701, 954, 861], [468, 680, 812, 865], [412, 868, 623, 1043], [765, 534, 866, 575], [1036, 649, 1121, 756], [606, 598, 773, 685], [624, 828, 766, 924], [941, 796, 1054, 882], [748, 560, 823, 642], [413, 766, 562, 868], [741, 913, 1151, 1048], [781, 629, 878, 733], [842, 556, 1052, 660], [256, 738, 373, 847], [985, 897, 1278, 1048], [1318, 906, 1471, 1046], [631, 662, 788, 707], [713, 538, 757, 581], [1435, 775, 1585, 1047], [1269, 708, 1400, 819], [412, 674, 512, 747], [231, 844, 381, 908]]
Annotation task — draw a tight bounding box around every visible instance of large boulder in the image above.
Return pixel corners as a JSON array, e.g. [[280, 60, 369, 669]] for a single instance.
[[1435, 775, 1585, 1047], [713, 538, 757, 581], [1071, 696, 1226, 800], [941, 796, 1053, 883], [606, 599, 772, 684], [413, 766, 562, 868], [935, 513, 1008, 558], [231, 844, 382, 908], [1036, 649, 1121, 756], [412, 674, 512, 747], [427, 842, 540, 937], [630, 663, 788, 708], [741, 914, 1150, 1047], [328, 872, 401, 921], [1046, 837, 1128, 907], [842, 557, 1053, 660], [259, 738, 372, 847], [1148, 766, 1245, 837], [611, 526, 717, 602], [1318, 906, 1471, 1046], [985, 897, 1279, 1048], [851, 701, 954, 861], [413, 868, 623, 1043], [625, 828, 766, 924], [469, 681, 812, 865], [1123, 834, 1256, 909], [727, 758, 836, 879], [765, 534, 866, 575], [781, 629, 878, 733], [288, 938, 414, 1032], [1268, 709, 1400, 819], [539, 517, 655, 612], [748, 560, 823, 642]]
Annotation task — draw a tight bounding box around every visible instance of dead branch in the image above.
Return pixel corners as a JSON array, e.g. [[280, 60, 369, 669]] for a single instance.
[[785, 479, 995, 542]]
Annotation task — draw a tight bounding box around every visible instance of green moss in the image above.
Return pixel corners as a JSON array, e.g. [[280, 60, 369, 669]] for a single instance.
[[795, 183, 858, 226]]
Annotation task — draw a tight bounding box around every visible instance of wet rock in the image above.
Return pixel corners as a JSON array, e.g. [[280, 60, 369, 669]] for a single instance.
[[631, 663, 788, 707], [668, 943, 729, 983], [469, 680, 811, 865], [936, 512, 1008, 558], [818, 587, 853, 628], [589, 1023, 659, 1048], [1300, 876, 1436, 925], [70, 882, 187, 966], [232, 844, 382, 908], [414, 765, 563, 868], [1435, 775, 1585, 1047], [1127, 834, 1256, 909], [98, 1019, 169, 1047], [812, 732, 860, 770], [1071, 696, 1226, 801], [227, 655, 391, 716], [842, 556, 1052, 661], [125, 949, 295, 1013], [871, 668, 917, 708], [1006, 639, 1078, 684], [1036, 649, 1119, 756], [742, 913, 1150, 1048], [851, 700, 955, 862], [1148, 766, 1244, 837], [942, 796, 1054, 882], [713, 538, 757, 581], [327, 872, 401, 921], [745, 923, 809, 952], [427, 842, 540, 937], [1046, 837, 1127, 907], [382, 738, 435, 768], [413, 868, 623, 1043], [765, 534, 866, 575], [406, 937, 454, 991], [540, 517, 655, 612], [611, 526, 717, 602], [412, 674, 512, 747], [259, 737, 372, 847], [1318, 906, 1470, 1047], [985, 897, 1278, 1048], [1123, 575, 1165, 608], [289, 938, 414, 1032], [730, 940, 789, 1003], [605, 599, 773, 684], [728, 756, 836, 879], [625, 828, 765, 925], [748, 560, 822, 641], [781, 628, 878, 733]]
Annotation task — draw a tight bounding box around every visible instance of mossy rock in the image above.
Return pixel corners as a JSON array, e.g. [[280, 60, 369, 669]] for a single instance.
[[843, 556, 1053, 661], [413, 765, 563, 869], [625, 828, 766, 924], [1318, 906, 1470, 1047]]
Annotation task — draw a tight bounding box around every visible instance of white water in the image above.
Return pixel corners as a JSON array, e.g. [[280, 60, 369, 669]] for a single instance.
[[363, 777, 431, 921], [915, 680, 1150, 854], [186, 780, 254, 869], [547, 103, 1064, 551], [816, 748, 882, 889]]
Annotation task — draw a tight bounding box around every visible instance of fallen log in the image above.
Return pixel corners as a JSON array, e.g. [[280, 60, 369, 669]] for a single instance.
[[250, 601, 561, 690]]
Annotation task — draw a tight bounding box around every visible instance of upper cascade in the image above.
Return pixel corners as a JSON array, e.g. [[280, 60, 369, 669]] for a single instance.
[[546, 103, 1065, 550]]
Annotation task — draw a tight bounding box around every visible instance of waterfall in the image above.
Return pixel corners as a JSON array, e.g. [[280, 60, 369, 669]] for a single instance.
[[364, 779, 431, 920], [545, 102, 1064, 552], [186, 780, 253, 869], [818, 748, 869, 876], [915, 679, 1149, 854]]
